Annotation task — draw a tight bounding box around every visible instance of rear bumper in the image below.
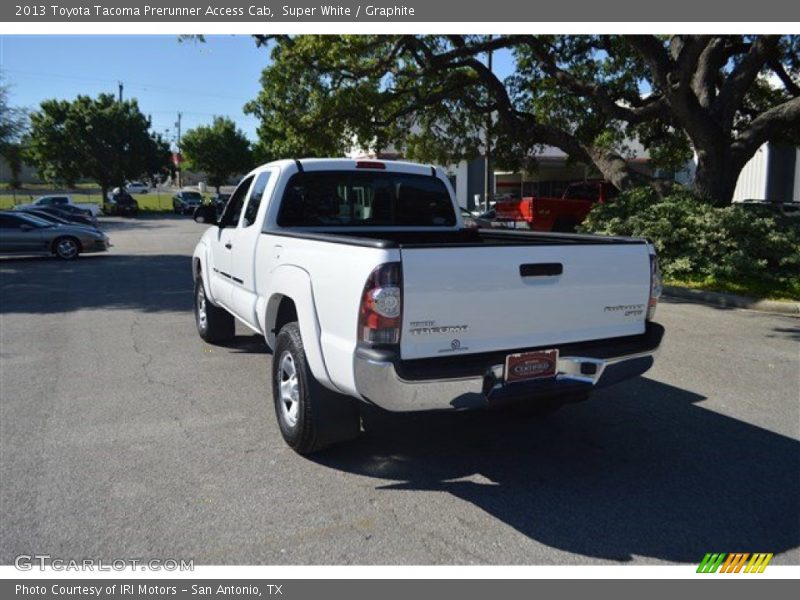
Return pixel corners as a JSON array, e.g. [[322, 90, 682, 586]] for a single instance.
[[354, 322, 664, 412]]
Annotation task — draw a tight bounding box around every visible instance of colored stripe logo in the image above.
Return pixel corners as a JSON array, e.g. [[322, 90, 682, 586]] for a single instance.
[[697, 553, 773, 573]]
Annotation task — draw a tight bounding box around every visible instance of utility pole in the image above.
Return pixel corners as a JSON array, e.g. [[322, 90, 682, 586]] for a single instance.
[[118, 81, 123, 102], [484, 38, 493, 213], [175, 112, 182, 188]]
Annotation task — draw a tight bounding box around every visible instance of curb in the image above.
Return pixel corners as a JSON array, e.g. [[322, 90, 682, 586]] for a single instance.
[[663, 285, 800, 316]]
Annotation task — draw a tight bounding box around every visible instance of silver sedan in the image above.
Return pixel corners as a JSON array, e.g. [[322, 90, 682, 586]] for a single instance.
[[0, 211, 110, 260]]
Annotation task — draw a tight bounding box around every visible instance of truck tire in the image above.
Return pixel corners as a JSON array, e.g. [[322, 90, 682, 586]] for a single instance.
[[194, 275, 235, 343], [552, 217, 578, 233], [272, 322, 360, 455]]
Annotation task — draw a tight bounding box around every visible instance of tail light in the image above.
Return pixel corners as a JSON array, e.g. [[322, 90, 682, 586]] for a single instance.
[[358, 262, 402, 345], [647, 254, 662, 321]]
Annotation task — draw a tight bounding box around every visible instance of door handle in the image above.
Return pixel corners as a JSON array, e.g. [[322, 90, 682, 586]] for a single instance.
[[520, 263, 563, 277], [224, 242, 232, 250]]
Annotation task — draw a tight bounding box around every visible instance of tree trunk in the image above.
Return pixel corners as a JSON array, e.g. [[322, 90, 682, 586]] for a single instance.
[[100, 184, 109, 211], [692, 147, 741, 206], [586, 147, 647, 193]]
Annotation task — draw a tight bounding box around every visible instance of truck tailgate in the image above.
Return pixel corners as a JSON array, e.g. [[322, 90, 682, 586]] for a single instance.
[[400, 242, 652, 360]]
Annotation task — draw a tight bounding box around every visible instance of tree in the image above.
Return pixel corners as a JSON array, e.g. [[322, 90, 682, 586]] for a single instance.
[[2, 143, 24, 189], [245, 35, 800, 205], [1, 75, 27, 146], [1, 73, 28, 188], [26, 94, 171, 200], [181, 116, 252, 192]]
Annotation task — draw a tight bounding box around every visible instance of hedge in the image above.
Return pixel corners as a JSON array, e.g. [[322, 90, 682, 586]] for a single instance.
[[579, 187, 800, 298]]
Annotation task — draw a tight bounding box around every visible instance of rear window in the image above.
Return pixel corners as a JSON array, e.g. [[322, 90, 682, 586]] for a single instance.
[[565, 183, 600, 201], [277, 171, 455, 227], [17, 213, 52, 227]]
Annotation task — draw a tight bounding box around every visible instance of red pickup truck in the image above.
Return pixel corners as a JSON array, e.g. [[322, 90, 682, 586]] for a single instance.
[[494, 180, 618, 232]]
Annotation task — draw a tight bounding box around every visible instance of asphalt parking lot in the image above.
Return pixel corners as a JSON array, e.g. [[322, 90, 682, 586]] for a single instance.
[[1, 215, 798, 566]]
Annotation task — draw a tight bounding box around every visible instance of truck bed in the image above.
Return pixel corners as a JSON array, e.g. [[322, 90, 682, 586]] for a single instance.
[[265, 227, 645, 248], [266, 227, 652, 360]]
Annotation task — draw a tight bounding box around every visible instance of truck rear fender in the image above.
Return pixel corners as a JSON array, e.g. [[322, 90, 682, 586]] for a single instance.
[[262, 265, 337, 392]]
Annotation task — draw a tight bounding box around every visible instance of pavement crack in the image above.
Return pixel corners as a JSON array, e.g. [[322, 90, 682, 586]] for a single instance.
[[129, 315, 157, 387]]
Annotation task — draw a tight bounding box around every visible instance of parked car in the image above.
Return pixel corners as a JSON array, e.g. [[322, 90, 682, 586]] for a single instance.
[[17, 208, 100, 232], [173, 190, 204, 215], [194, 193, 232, 223], [103, 191, 139, 216], [125, 181, 150, 194], [0, 211, 110, 260], [191, 158, 663, 454], [19, 205, 99, 228], [495, 180, 619, 232], [13, 194, 102, 217], [211, 193, 231, 218]]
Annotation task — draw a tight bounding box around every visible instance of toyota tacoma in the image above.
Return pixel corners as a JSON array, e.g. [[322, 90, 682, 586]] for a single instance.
[[191, 159, 664, 454]]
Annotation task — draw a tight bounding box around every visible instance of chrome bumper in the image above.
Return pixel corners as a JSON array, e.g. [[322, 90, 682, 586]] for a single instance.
[[354, 325, 663, 412]]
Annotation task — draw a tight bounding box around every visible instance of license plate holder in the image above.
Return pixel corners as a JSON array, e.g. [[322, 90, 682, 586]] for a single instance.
[[505, 349, 559, 383]]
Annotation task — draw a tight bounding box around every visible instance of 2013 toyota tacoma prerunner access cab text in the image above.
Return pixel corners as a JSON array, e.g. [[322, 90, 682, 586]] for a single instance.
[[191, 159, 664, 454]]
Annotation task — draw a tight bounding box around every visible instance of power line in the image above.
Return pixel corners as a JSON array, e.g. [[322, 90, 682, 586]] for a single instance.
[[2, 67, 249, 101]]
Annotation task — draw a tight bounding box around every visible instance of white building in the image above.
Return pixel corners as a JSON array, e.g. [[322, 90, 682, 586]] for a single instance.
[[717, 143, 798, 203]]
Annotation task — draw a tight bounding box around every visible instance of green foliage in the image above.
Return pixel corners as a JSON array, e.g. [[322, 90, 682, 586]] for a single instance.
[[181, 116, 253, 190], [26, 94, 170, 193], [1, 74, 29, 187], [243, 35, 800, 204], [580, 188, 800, 296], [2, 143, 24, 188], [0, 74, 27, 148], [245, 36, 409, 162]]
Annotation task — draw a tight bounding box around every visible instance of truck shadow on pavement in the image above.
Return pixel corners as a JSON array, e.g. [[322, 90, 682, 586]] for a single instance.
[[218, 334, 272, 354], [767, 326, 800, 342], [97, 218, 177, 232], [0, 254, 193, 314], [315, 376, 800, 564]]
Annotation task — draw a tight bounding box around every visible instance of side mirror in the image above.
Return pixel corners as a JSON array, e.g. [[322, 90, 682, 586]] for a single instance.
[[194, 204, 218, 225]]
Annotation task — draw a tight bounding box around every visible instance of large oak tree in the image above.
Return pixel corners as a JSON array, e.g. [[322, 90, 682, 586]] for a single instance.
[[245, 35, 800, 205]]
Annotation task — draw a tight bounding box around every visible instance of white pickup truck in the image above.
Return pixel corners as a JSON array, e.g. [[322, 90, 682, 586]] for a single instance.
[[192, 159, 664, 454], [14, 194, 102, 217]]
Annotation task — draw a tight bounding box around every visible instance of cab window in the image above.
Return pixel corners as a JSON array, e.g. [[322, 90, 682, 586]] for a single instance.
[[219, 176, 254, 228], [241, 172, 272, 228], [277, 171, 455, 227]]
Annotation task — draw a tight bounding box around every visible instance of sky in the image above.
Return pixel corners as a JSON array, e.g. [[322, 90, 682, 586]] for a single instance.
[[0, 35, 267, 146], [0, 35, 516, 149]]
